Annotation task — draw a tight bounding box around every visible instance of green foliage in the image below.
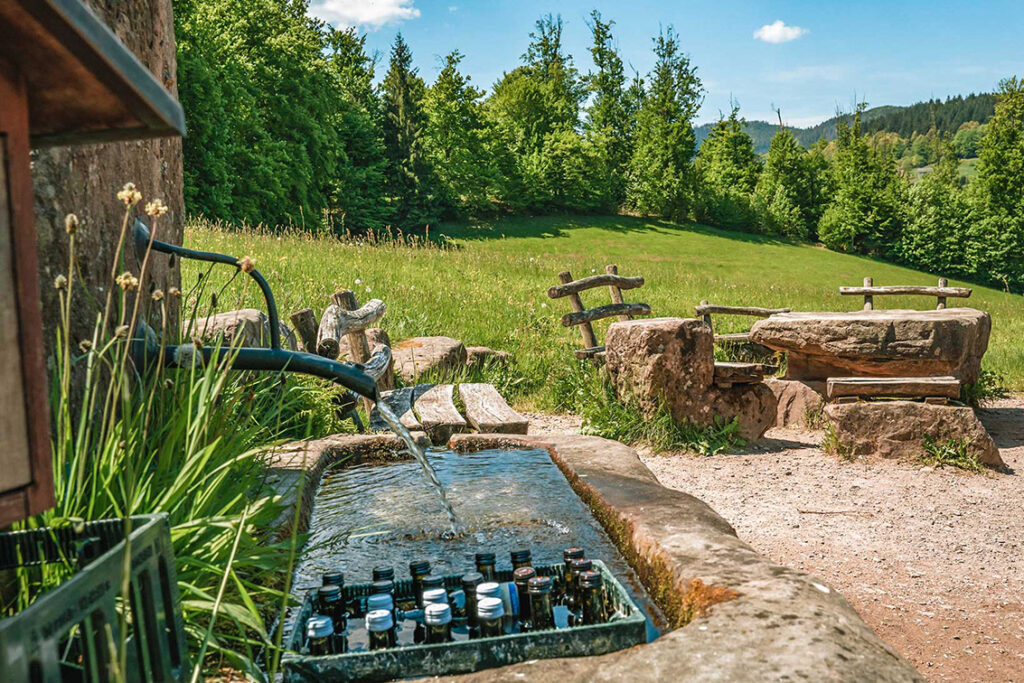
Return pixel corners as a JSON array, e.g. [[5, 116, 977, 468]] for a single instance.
[[821, 424, 857, 462], [960, 369, 1010, 408], [695, 106, 761, 230], [626, 27, 703, 220], [583, 12, 632, 206], [920, 434, 984, 472], [953, 121, 987, 158]]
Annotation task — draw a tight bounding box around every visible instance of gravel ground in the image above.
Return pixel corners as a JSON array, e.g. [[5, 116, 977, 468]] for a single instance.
[[524, 401, 1024, 683]]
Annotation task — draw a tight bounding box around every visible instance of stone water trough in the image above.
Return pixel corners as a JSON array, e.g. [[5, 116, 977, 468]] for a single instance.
[[265, 432, 923, 681]]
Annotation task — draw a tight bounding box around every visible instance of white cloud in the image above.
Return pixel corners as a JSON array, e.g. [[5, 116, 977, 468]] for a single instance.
[[310, 0, 421, 30], [754, 20, 808, 44]]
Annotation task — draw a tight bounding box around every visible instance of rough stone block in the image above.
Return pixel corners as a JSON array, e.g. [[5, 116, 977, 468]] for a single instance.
[[392, 336, 467, 382], [765, 378, 826, 428]]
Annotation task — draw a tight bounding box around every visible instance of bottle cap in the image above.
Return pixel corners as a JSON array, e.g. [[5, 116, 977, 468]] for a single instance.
[[475, 582, 501, 600], [424, 602, 453, 626], [365, 609, 394, 632], [474, 552, 495, 565], [317, 584, 341, 602], [563, 547, 585, 561], [477, 597, 504, 619], [322, 570, 344, 587], [422, 575, 445, 590], [461, 572, 484, 592], [422, 588, 448, 605], [306, 615, 334, 639], [510, 549, 532, 564], [367, 593, 394, 612], [372, 566, 394, 582], [578, 570, 603, 589], [409, 560, 431, 577], [512, 566, 536, 584], [371, 579, 394, 595], [528, 576, 553, 593], [570, 558, 593, 574]]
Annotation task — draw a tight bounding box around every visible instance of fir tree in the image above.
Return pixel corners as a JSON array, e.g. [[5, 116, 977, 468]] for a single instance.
[[584, 11, 630, 206]]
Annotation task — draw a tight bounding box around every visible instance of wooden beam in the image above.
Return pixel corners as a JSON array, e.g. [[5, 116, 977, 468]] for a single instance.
[[413, 384, 467, 444], [289, 308, 318, 353], [839, 285, 971, 299], [547, 272, 644, 299], [459, 383, 529, 434], [715, 332, 752, 343], [826, 376, 960, 400], [694, 304, 791, 317], [573, 345, 606, 360], [370, 387, 423, 432], [558, 271, 598, 350], [333, 290, 377, 416], [360, 344, 392, 382], [561, 303, 651, 327], [862, 276, 873, 310], [604, 265, 633, 321]]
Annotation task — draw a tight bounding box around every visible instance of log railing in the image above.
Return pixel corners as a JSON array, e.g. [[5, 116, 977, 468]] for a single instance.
[[696, 300, 790, 344], [840, 277, 971, 311], [548, 265, 648, 359]]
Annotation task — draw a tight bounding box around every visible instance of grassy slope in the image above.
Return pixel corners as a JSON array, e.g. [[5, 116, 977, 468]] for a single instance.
[[186, 215, 1024, 406]]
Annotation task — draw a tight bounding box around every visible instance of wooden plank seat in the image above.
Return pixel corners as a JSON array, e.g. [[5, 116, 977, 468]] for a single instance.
[[413, 384, 467, 444], [370, 386, 424, 432], [713, 362, 764, 388], [826, 376, 960, 403], [715, 332, 752, 343], [459, 383, 529, 434]]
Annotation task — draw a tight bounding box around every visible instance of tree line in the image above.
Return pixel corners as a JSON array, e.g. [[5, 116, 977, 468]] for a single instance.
[[174, 1, 1024, 291]]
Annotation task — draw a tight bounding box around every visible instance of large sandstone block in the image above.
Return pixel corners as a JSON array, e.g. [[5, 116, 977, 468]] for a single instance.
[[823, 401, 1002, 467], [750, 308, 990, 385], [605, 318, 776, 439], [392, 336, 467, 382], [194, 308, 296, 349], [765, 378, 826, 428]]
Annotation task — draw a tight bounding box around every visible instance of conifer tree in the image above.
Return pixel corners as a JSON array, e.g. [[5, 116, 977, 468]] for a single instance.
[[584, 11, 630, 206], [754, 126, 827, 238], [695, 106, 760, 229]]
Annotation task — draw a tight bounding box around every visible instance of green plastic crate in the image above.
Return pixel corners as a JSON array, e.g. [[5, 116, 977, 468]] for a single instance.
[[0, 514, 188, 682], [282, 560, 646, 682]]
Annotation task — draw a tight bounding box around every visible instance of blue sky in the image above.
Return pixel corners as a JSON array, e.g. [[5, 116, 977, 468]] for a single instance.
[[308, 0, 1024, 126]]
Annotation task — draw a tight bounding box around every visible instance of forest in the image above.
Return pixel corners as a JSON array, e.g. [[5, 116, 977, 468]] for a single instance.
[[173, 0, 1024, 292]]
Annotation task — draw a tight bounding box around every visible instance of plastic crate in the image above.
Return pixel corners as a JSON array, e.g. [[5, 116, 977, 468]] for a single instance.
[[0, 514, 189, 682], [282, 560, 646, 682]]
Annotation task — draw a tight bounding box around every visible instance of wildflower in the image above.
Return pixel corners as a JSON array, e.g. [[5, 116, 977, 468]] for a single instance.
[[78, 340, 93, 353], [145, 199, 168, 217], [116, 182, 142, 206], [163, 379, 174, 390], [64, 213, 79, 234], [115, 272, 139, 290], [53, 274, 68, 290], [540, 303, 547, 308], [237, 256, 255, 273], [152, 289, 164, 301], [114, 325, 129, 339], [365, 287, 372, 293], [169, 286, 181, 298], [529, 257, 535, 262], [355, 279, 362, 285]]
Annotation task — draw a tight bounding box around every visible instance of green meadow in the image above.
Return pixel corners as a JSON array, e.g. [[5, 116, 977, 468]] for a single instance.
[[186, 215, 1024, 406]]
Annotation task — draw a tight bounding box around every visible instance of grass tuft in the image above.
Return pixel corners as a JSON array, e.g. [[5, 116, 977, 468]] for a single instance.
[[920, 434, 984, 472]]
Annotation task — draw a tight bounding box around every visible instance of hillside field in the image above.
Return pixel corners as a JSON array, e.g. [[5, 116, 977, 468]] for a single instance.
[[185, 215, 1024, 406]]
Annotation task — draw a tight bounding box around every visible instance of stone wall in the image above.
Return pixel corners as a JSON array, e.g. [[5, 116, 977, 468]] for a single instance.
[[32, 0, 183, 354]]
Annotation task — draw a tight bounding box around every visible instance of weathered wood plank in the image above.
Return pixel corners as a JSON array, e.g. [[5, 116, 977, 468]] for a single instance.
[[838, 286, 972, 298], [459, 383, 529, 434], [826, 376, 960, 400], [548, 273, 644, 299], [604, 265, 633, 321], [573, 345, 605, 359], [715, 332, 752, 343], [558, 271, 598, 350], [561, 303, 651, 327], [316, 294, 387, 359], [289, 308, 318, 353], [695, 304, 791, 317], [713, 362, 764, 385], [413, 384, 467, 444], [370, 386, 423, 432], [359, 344, 392, 382]]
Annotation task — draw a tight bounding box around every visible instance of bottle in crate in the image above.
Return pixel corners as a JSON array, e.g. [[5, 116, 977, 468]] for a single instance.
[[425, 603, 454, 643], [568, 558, 593, 614], [512, 566, 536, 630], [306, 615, 336, 656], [409, 560, 431, 608], [561, 547, 584, 602], [476, 597, 504, 638], [366, 610, 397, 650], [462, 572, 484, 632], [527, 576, 555, 631], [510, 548, 532, 570], [578, 570, 608, 625], [474, 552, 496, 580], [318, 584, 347, 633]]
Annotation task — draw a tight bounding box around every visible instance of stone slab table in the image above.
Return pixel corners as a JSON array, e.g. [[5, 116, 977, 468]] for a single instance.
[[749, 308, 990, 385]]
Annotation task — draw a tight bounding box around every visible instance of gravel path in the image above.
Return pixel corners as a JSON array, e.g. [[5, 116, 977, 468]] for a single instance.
[[525, 401, 1024, 682]]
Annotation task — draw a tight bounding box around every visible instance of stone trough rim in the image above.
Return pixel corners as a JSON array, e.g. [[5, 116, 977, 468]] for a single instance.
[[265, 431, 922, 681]]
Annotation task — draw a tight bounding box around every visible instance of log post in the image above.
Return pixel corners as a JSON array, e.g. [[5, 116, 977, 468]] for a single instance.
[[937, 278, 947, 310], [559, 271, 598, 351], [290, 308, 318, 353], [699, 299, 713, 335], [605, 265, 632, 321], [863, 277, 873, 311], [334, 290, 374, 416]]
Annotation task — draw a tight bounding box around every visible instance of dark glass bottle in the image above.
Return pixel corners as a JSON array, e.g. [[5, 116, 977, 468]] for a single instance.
[[317, 585, 346, 633], [322, 569, 344, 589], [578, 570, 607, 625], [568, 558, 593, 610], [462, 572, 484, 630], [474, 552, 496, 580], [372, 565, 395, 582], [424, 602, 453, 644], [512, 566, 536, 628], [306, 615, 335, 656], [527, 576, 555, 631], [476, 597, 504, 638], [409, 560, 431, 608], [561, 547, 584, 600], [510, 548, 532, 570], [366, 609, 397, 650]]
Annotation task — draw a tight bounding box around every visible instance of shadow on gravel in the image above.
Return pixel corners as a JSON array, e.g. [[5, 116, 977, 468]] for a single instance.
[[978, 406, 1024, 449]]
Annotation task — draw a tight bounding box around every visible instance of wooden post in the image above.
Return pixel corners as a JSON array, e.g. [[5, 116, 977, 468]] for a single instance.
[[699, 299, 713, 335], [937, 278, 947, 310], [290, 308, 318, 352], [334, 290, 374, 415], [863, 277, 874, 311], [559, 271, 598, 351], [605, 265, 632, 321]]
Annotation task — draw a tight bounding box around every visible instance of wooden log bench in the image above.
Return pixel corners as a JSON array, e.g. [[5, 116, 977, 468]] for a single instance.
[[840, 277, 971, 311], [713, 362, 765, 388], [413, 384, 467, 444], [459, 383, 529, 434], [826, 376, 960, 405], [548, 265, 648, 361]]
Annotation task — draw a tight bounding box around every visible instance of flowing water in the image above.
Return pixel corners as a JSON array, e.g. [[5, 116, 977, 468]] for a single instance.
[[292, 447, 665, 641]]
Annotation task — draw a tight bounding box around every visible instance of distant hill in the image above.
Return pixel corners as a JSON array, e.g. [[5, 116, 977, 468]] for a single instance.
[[697, 93, 995, 154]]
